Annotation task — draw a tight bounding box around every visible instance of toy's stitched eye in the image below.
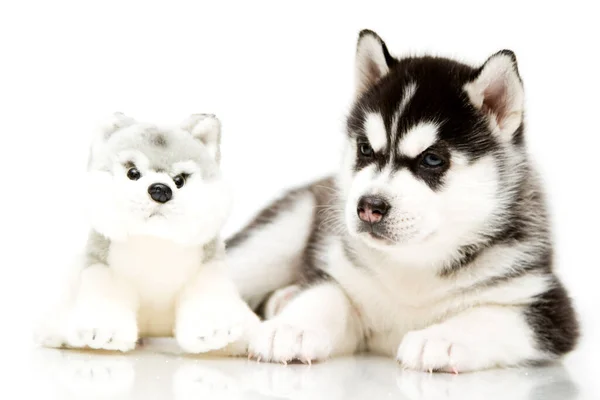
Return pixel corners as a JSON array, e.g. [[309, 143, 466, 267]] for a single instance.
[[421, 153, 445, 168], [127, 167, 141, 180], [173, 174, 186, 189], [359, 142, 374, 157]]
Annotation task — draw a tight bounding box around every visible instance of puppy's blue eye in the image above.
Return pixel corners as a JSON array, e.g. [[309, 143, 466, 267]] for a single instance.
[[359, 143, 374, 157], [421, 153, 444, 168]]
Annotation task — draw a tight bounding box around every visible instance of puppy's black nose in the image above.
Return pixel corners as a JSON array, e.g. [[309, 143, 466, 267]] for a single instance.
[[357, 196, 390, 224], [148, 183, 172, 203]]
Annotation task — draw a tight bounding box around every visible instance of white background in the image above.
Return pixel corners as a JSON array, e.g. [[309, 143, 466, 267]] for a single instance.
[[1, 0, 598, 397]]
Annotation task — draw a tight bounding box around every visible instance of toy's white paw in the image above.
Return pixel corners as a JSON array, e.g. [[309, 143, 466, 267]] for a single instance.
[[34, 329, 65, 349], [248, 320, 332, 363], [396, 328, 473, 373], [33, 306, 70, 348], [33, 319, 65, 348], [65, 304, 138, 352], [176, 300, 259, 354]]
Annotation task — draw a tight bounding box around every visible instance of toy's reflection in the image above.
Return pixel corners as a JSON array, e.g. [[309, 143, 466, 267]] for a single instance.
[[33, 339, 578, 400]]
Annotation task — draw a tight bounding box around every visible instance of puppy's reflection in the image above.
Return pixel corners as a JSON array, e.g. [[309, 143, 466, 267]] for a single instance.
[[395, 364, 579, 400], [33, 341, 579, 400], [173, 357, 358, 400]]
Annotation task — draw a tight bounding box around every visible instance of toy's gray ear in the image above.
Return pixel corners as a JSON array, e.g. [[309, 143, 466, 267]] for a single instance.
[[88, 112, 135, 170], [180, 114, 222, 163], [100, 112, 136, 140]]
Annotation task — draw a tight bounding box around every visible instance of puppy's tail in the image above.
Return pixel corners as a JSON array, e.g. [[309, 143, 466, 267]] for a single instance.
[[224, 185, 321, 311]]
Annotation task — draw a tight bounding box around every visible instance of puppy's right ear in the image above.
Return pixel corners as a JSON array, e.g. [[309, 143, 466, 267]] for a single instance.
[[464, 51, 524, 142], [355, 29, 397, 96], [99, 112, 136, 140]]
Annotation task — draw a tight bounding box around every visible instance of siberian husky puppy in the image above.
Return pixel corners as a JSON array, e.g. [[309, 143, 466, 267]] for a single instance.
[[226, 30, 579, 372], [35, 113, 258, 354]]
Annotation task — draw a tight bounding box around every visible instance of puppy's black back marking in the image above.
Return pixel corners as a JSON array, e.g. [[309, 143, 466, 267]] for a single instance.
[[525, 278, 580, 357]]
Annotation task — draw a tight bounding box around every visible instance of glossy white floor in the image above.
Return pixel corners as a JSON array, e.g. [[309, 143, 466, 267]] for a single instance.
[[23, 333, 597, 400]]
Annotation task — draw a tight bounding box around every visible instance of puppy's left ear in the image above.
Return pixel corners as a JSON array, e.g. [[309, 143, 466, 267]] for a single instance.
[[355, 29, 397, 97], [464, 50, 524, 141], [181, 114, 222, 163]]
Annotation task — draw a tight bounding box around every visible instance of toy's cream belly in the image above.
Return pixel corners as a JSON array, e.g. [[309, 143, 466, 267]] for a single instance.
[[137, 302, 176, 337], [108, 236, 203, 337]]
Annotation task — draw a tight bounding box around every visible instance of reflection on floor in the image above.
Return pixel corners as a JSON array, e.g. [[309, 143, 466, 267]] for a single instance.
[[30, 339, 580, 400]]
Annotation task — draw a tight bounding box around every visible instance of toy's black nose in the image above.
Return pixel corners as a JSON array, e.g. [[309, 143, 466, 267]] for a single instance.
[[357, 196, 390, 224], [148, 183, 172, 203]]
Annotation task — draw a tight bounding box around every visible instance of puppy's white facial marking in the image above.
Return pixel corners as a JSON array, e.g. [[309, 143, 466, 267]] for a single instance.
[[364, 113, 387, 152], [391, 83, 417, 142], [397, 122, 439, 158]]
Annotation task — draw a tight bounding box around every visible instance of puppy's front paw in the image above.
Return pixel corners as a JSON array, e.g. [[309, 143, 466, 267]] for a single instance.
[[65, 304, 138, 352], [396, 328, 473, 373], [176, 300, 259, 354], [248, 319, 332, 364]]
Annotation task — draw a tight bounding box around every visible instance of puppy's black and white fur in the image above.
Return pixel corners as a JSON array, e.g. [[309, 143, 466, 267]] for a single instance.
[[226, 30, 579, 372]]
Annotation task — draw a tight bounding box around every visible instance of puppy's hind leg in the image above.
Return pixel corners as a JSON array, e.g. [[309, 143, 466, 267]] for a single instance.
[[261, 284, 302, 320], [225, 189, 318, 311]]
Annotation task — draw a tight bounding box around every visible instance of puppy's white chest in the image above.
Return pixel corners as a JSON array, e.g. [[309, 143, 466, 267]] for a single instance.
[[325, 239, 460, 353], [108, 236, 203, 335]]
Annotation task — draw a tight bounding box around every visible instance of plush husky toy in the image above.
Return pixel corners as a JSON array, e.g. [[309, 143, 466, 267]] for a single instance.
[[35, 113, 258, 354]]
